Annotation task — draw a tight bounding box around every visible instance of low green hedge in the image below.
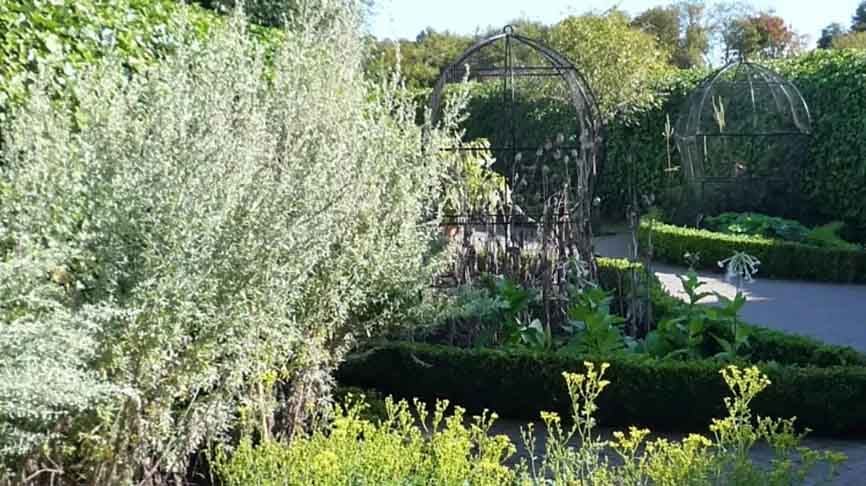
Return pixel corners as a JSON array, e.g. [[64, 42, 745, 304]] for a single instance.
[[640, 221, 866, 283], [337, 341, 866, 437]]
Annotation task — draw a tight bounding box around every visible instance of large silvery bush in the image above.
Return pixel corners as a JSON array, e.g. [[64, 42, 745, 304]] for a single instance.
[[0, 0, 462, 482]]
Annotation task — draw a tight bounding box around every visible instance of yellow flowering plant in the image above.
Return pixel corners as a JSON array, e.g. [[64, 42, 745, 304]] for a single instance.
[[216, 364, 845, 485]]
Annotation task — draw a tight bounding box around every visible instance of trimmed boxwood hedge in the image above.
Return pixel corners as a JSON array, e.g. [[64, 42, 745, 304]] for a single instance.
[[640, 221, 866, 283], [337, 341, 866, 437]]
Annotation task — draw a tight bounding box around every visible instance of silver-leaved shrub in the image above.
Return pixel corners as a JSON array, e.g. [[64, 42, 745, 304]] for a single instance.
[[0, 0, 462, 482]]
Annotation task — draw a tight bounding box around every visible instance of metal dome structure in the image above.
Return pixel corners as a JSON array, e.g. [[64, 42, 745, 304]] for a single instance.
[[429, 26, 602, 245], [674, 60, 812, 222], [431, 26, 602, 203], [428, 25, 604, 320]]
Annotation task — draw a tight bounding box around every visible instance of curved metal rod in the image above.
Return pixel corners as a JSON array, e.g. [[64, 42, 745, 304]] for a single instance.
[[748, 63, 812, 134], [685, 61, 812, 137], [430, 28, 603, 152], [509, 34, 603, 125]]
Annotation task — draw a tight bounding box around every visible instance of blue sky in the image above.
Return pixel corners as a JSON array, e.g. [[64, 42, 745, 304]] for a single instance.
[[369, 0, 860, 49]]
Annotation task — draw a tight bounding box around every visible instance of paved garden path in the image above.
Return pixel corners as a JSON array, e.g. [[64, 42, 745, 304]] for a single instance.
[[594, 233, 866, 353]]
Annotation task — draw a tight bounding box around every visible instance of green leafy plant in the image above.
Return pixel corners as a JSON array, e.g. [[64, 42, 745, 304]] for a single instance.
[[646, 270, 711, 359], [707, 292, 751, 361], [646, 269, 751, 361], [439, 138, 507, 220], [704, 212, 810, 242], [560, 287, 631, 355], [441, 276, 540, 349], [805, 221, 862, 251]]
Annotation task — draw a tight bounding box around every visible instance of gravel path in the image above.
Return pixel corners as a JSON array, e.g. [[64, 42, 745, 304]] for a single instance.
[[594, 233, 866, 353]]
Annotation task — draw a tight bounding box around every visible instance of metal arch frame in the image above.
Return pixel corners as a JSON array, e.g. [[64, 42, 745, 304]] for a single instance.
[[672, 59, 815, 221], [677, 60, 813, 139], [428, 25, 603, 149], [425, 26, 606, 318]]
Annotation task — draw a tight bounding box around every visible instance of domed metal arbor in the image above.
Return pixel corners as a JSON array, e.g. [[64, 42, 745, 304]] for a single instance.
[[674, 61, 812, 222], [428, 25, 603, 323], [429, 25, 603, 274]]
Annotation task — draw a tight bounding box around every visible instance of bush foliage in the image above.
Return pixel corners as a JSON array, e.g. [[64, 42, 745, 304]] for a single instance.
[[0, 1, 463, 482], [0, 0, 226, 114]]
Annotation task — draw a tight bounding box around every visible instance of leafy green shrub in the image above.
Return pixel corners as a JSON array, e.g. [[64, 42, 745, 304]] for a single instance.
[[804, 221, 862, 251], [559, 287, 631, 355], [0, 0, 220, 114], [0, 1, 464, 481], [231, 363, 846, 484], [703, 212, 862, 252], [428, 257, 866, 366], [338, 342, 866, 436], [645, 271, 751, 361], [432, 276, 539, 348], [641, 221, 866, 282], [645, 278, 866, 367], [704, 212, 811, 242]]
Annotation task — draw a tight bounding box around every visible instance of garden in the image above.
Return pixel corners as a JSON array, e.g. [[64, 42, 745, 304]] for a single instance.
[[1, 0, 866, 485]]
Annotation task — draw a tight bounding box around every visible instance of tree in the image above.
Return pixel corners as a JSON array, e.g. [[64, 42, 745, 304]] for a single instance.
[[194, 0, 376, 27], [818, 22, 846, 49], [633, 2, 710, 69], [550, 10, 672, 123], [853, 1, 866, 32], [633, 6, 681, 53], [366, 29, 472, 90], [480, 18, 551, 42], [721, 12, 803, 61], [676, 1, 712, 68]]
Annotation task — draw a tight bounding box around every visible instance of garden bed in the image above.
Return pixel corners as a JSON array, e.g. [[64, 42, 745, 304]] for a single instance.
[[337, 341, 866, 437], [640, 221, 866, 283]]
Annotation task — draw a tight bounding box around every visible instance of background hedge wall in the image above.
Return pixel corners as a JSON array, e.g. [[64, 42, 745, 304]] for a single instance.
[[607, 51, 866, 241], [457, 50, 866, 242], [338, 342, 866, 437]]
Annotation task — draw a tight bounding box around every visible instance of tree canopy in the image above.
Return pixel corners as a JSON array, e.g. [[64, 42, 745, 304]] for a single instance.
[[721, 12, 803, 61], [550, 10, 672, 123], [632, 2, 710, 69], [853, 1, 866, 32]]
